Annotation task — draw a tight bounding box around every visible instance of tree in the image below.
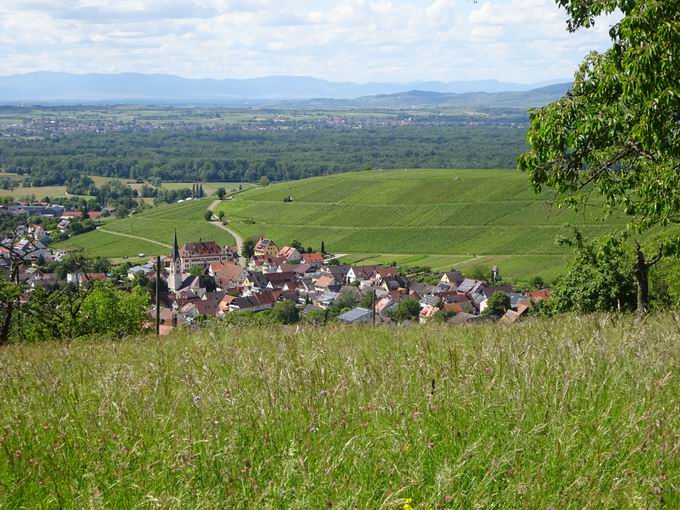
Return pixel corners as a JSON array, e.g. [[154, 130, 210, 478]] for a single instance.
[[218, 210, 225, 220], [290, 240, 304, 252], [469, 265, 490, 283], [392, 299, 421, 322], [321, 240, 326, 255], [216, 187, 226, 200], [530, 276, 545, 290], [548, 230, 637, 314], [482, 292, 511, 317], [78, 284, 149, 337], [271, 300, 300, 325], [518, 0, 680, 313], [242, 237, 256, 259], [204, 209, 213, 221], [259, 176, 270, 187]]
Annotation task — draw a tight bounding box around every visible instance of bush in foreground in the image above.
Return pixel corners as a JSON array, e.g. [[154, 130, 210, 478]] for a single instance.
[[0, 315, 678, 508]]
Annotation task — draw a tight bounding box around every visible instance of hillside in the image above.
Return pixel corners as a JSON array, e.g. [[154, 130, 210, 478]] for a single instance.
[[1, 315, 677, 507], [279, 83, 571, 110], [215, 169, 626, 283], [54, 199, 236, 259]]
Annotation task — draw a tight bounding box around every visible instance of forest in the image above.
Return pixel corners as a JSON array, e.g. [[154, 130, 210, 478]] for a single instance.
[[0, 124, 527, 184]]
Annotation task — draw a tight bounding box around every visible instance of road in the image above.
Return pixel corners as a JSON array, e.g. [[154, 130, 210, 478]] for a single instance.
[[97, 227, 172, 249], [208, 200, 246, 267]]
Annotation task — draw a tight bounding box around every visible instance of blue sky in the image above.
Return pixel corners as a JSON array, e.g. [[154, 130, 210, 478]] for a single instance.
[[0, 0, 619, 83]]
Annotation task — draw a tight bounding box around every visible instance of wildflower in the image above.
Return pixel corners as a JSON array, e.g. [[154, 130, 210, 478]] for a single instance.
[[403, 498, 414, 510]]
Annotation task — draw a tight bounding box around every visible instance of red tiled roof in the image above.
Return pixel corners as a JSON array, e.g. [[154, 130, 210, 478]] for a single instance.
[[182, 241, 222, 256], [302, 252, 324, 264]]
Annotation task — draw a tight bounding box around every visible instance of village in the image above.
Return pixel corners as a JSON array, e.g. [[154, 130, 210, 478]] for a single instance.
[[3, 202, 552, 336]]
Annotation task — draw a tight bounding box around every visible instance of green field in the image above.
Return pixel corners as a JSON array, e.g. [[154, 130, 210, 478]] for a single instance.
[[216, 169, 626, 282], [55, 199, 235, 258], [1, 315, 677, 507]]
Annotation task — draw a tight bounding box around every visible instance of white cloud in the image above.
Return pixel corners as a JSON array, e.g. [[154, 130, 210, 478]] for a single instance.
[[0, 0, 620, 82]]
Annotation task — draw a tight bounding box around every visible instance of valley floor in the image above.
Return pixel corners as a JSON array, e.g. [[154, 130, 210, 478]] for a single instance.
[[1, 315, 678, 508]]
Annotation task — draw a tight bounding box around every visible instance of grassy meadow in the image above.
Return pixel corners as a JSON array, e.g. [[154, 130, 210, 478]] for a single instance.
[[55, 199, 236, 258], [0, 314, 678, 508], [215, 169, 626, 283]]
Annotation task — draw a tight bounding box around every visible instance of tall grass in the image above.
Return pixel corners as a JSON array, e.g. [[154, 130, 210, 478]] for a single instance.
[[1, 315, 678, 508]]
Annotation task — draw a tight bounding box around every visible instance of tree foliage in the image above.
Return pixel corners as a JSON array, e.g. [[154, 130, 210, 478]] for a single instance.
[[483, 292, 511, 317], [518, 0, 680, 312], [519, 1, 680, 230], [548, 230, 636, 314], [271, 300, 300, 325]]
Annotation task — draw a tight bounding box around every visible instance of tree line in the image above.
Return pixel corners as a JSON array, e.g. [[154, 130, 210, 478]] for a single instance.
[[1, 125, 527, 184]]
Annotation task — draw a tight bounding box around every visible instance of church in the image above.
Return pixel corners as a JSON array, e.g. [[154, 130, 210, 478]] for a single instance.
[[168, 231, 238, 293]]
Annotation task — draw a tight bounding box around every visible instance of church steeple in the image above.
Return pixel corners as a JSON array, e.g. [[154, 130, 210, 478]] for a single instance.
[[169, 229, 183, 293], [172, 229, 180, 261]]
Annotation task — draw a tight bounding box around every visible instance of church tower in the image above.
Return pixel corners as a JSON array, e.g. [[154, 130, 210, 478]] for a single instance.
[[169, 229, 183, 293]]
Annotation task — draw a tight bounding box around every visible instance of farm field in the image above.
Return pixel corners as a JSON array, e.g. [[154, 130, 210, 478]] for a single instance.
[[216, 169, 626, 283], [1, 315, 678, 507], [54, 199, 236, 258], [0, 172, 252, 200]]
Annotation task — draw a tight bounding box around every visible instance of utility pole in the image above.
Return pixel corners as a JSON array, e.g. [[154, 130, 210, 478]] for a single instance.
[[156, 255, 161, 336], [372, 288, 376, 326]]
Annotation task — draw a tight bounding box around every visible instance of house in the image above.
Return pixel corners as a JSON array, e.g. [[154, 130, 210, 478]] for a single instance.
[[209, 261, 245, 290], [248, 255, 286, 273], [127, 261, 156, 280], [264, 271, 297, 290], [376, 296, 399, 315], [254, 238, 279, 257], [381, 274, 409, 292], [229, 291, 278, 313], [302, 252, 324, 265], [528, 289, 551, 302], [179, 240, 233, 271], [87, 211, 103, 220], [316, 289, 340, 309], [440, 271, 464, 287], [61, 211, 84, 220], [243, 271, 269, 292], [323, 265, 351, 284], [501, 303, 529, 324], [314, 274, 336, 292], [57, 219, 71, 232], [440, 294, 474, 315], [26, 272, 58, 289], [372, 266, 400, 284], [27, 225, 49, 244], [277, 246, 302, 262], [346, 266, 378, 284], [278, 263, 313, 276], [419, 305, 439, 324], [457, 279, 486, 295], [12, 239, 52, 263], [338, 307, 373, 325]]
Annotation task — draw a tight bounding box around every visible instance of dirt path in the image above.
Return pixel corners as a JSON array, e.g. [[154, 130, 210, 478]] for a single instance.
[[97, 227, 172, 249], [207, 200, 246, 267]]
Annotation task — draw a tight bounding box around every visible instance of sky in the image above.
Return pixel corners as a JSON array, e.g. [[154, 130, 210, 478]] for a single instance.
[[0, 0, 620, 83]]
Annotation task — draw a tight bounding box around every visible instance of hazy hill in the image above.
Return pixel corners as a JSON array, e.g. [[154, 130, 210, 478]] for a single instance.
[[280, 83, 571, 109], [0, 71, 569, 104]]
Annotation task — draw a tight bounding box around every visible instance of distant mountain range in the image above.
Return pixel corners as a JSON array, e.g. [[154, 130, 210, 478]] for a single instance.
[[0, 72, 570, 105], [279, 83, 571, 110]]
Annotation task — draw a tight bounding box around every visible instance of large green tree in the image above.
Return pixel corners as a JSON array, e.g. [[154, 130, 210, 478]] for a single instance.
[[518, 0, 680, 312]]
